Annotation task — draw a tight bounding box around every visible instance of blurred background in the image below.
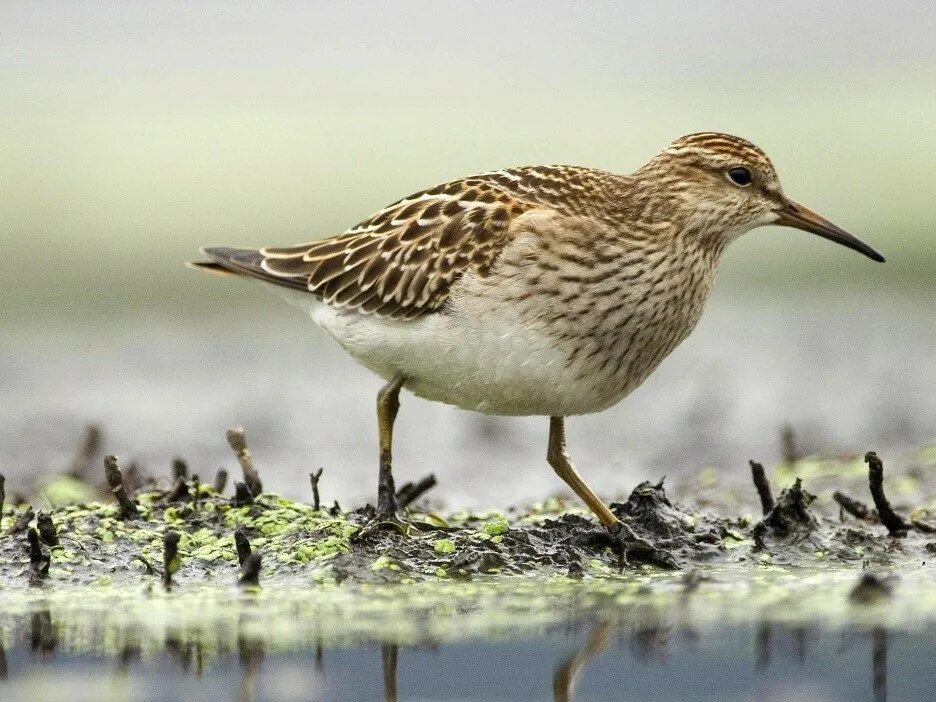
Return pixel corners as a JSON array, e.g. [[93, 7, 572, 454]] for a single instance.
[[1, 1, 934, 507]]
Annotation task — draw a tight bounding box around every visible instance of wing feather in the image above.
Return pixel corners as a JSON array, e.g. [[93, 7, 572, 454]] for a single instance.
[[211, 165, 625, 320], [258, 186, 536, 319]]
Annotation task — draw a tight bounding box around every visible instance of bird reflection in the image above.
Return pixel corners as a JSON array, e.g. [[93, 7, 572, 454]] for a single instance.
[[553, 621, 616, 702]]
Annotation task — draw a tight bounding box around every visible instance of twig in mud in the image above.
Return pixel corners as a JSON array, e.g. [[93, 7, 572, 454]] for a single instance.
[[780, 424, 799, 464], [35, 512, 59, 548], [68, 424, 103, 480], [26, 528, 50, 581], [213, 468, 228, 495], [396, 474, 438, 510], [865, 452, 910, 536], [131, 554, 157, 576], [749, 460, 774, 515], [833, 491, 875, 522], [123, 461, 144, 494], [238, 553, 262, 587], [911, 519, 936, 534], [104, 455, 140, 520], [232, 482, 254, 507], [234, 528, 251, 565], [309, 469, 323, 511], [190, 474, 201, 507], [163, 530, 181, 586], [172, 458, 188, 481], [11, 508, 34, 534], [226, 426, 263, 497], [163, 477, 190, 503]]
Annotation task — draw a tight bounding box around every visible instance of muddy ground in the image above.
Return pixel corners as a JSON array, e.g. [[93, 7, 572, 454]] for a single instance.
[[2, 427, 935, 589]]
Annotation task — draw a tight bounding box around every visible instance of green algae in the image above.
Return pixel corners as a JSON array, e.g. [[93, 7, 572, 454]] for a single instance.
[[3, 452, 936, 590], [1, 567, 936, 657], [0, 484, 359, 588]]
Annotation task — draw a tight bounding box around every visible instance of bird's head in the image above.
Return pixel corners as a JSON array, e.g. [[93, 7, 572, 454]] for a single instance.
[[638, 132, 884, 262]]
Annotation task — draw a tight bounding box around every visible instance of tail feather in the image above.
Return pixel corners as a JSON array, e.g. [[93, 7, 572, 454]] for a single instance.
[[184, 260, 238, 277], [187, 246, 308, 291]]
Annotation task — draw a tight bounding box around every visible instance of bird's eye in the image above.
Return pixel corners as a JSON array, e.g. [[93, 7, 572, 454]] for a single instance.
[[727, 167, 753, 186]]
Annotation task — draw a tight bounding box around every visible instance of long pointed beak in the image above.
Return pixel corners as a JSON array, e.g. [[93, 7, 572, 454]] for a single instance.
[[776, 198, 884, 263]]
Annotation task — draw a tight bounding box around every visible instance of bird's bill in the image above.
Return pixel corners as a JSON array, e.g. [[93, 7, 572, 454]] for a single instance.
[[776, 198, 885, 262]]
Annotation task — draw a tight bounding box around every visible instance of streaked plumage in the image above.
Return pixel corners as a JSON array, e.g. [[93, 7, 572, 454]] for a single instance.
[[190, 132, 883, 526]]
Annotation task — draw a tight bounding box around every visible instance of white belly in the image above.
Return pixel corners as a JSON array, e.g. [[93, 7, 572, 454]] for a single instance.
[[280, 288, 613, 416]]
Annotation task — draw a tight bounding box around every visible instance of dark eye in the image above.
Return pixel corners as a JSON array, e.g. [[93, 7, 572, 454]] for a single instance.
[[727, 167, 752, 186]]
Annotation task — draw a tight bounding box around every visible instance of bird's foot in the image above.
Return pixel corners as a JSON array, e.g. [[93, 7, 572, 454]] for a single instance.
[[604, 521, 678, 570]]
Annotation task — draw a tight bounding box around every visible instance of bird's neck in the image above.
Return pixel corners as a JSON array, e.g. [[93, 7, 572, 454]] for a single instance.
[[616, 172, 732, 264]]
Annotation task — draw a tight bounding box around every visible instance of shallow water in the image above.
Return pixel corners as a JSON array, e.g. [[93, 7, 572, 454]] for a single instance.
[[1, 292, 934, 511], [0, 572, 934, 701], [3, 626, 930, 702]]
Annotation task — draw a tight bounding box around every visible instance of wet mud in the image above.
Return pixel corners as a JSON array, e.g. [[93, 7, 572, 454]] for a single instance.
[[1, 427, 934, 587]]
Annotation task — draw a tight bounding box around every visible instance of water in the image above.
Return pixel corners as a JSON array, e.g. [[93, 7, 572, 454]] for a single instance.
[[0, 574, 933, 702], [1, 627, 927, 701]]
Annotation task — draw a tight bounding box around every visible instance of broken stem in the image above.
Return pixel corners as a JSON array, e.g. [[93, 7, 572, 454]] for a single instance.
[[234, 528, 251, 566], [833, 490, 875, 522], [163, 530, 181, 586], [35, 511, 59, 548], [309, 469, 323, 511], [865, 452, 910, 536], [68, 425, 103, 480], [213, 468, 228, 495], [104, 455, 140, 520], [172, 458, 188, 481], [749, 460, 774, 515], [26, 528, 50, 581], [227, 427, 263, 497], [163, 476, 190, 503], [232, 482, 254, 507], [396, 474, 438, 510]]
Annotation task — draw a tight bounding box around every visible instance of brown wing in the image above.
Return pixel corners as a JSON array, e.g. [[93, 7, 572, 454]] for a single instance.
[[197, 166, 624, 320], [256, 177, 544, 320]]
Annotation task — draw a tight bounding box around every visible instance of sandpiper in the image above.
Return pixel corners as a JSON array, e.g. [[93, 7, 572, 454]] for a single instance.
[[190, 132, 883, 538]]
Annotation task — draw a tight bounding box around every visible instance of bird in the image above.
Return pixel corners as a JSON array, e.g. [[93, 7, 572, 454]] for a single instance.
[[189, 132, 884, 541]]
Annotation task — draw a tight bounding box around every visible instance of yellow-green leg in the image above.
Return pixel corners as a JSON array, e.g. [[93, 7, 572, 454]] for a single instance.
[[547, 416, 677, 569], [376, 374, 405, 520], [547, 416, 619, 526]]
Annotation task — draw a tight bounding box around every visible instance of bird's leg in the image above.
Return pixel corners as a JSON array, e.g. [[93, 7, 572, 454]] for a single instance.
[[376, 374, 405, 520], [547, 416, 619, 526], [547, 416, 676, 569]]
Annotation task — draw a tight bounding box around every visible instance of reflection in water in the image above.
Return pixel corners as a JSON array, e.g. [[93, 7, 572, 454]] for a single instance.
[[237, 615, 265, 702], [755, 621, 771, 671], [872, 627, 887, 702], [0, 600, 918, 701], [29, 606, 56, 659], [553, 621, 615, 702], [381, 644, 398, 702]]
